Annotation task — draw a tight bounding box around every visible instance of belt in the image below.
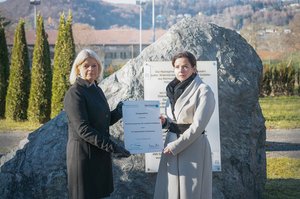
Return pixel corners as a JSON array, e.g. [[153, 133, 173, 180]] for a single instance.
[[168, 123, 205, 137], [168, 123, 191, 135]]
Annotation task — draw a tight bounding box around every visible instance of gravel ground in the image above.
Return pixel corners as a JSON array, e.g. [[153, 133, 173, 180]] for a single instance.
[[0, 129, 299, 158]]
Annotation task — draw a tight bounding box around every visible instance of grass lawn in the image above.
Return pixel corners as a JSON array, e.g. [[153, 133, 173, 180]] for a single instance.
[[260, 96, 300, 198], [0, 119, 41, 132], [264, 157, 300, 199], [259, 96, 300, 129]]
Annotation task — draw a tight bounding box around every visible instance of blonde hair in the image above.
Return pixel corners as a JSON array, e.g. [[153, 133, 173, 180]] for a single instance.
[[69, 49, 103, 85]]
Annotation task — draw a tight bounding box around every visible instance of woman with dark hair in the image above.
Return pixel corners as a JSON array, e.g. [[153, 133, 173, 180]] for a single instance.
[[154, 51, 215, 199], [64, 49, 130, 199]]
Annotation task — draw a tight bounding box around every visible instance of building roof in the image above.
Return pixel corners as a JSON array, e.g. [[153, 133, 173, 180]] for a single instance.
[[7, 28, 285, 62], [6, 28, 167, 46]]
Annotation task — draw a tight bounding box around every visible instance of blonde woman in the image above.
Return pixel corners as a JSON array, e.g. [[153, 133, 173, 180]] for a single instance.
[[64, 49, 130, 199]]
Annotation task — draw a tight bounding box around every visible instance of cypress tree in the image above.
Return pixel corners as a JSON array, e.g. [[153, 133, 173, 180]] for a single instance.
[[51, 12, 75, 118], [297, 68, 300, 95], [28, 14, 52, 123], [65, 10, 76, 73], [5, 19, 30, 121], [0, 23, 9, 118], [51, 13, 65, 118]]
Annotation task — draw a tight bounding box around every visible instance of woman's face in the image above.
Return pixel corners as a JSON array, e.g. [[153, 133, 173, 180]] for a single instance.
[[173, 57, 196, 82], [78, 57, 99, 83]]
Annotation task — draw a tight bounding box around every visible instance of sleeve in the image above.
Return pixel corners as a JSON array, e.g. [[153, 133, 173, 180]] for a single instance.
[[110, 108, 122, 125], [167, 85, 216, 155], [162, 118, 170, 129], [64, 88, 118, 153]]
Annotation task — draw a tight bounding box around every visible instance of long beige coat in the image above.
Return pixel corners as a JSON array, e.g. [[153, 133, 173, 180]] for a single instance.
[[154, 75, 215, 199]]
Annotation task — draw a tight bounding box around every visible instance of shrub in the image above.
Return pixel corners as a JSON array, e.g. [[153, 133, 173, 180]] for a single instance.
[[261, 62, 298, 96], [260, 64, 272, 96]]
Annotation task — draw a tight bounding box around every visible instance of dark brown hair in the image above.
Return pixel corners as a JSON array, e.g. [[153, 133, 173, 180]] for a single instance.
[[171, 51, 197, 68]]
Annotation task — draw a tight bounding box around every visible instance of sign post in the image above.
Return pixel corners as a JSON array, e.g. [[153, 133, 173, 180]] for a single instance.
[[144, 61, 221, 172]]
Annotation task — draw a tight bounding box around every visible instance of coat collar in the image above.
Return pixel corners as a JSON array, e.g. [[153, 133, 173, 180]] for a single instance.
[[75, 77, 109, 107], [76, 77, 98, 88], [173, 75, 203, 120]]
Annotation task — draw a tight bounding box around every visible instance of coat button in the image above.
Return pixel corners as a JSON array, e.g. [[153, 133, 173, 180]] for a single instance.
[[106, 114, 108, 118]]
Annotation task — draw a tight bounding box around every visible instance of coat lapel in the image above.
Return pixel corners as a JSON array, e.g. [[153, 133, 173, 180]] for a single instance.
[[95, 85, 110, 109], [173, 75, 202, 120], [76, 77, 110, 109]]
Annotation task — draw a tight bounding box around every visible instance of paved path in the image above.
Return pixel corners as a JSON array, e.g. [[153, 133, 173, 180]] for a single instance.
[[0, 131, 29, 157], [0, 129, 299, 158], [266, 129, 300, 158]]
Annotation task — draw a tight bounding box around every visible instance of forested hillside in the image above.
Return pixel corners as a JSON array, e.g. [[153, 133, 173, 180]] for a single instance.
[[0, 0, 299, 31]]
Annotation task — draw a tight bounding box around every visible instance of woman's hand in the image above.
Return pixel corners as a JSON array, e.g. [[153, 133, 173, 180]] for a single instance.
[[113, 143, 131, 158], [160, 115, 166, 125], [163, 146, 172, 155]]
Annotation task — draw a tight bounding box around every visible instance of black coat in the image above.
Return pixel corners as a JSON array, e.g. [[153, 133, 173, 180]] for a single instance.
[[64, 77, 121, 199]]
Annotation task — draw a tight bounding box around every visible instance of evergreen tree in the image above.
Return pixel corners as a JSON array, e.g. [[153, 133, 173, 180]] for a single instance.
[[0, 23, 9, 118], [28, 14, 52, 123], [51, 12, 75, 118], [65, 10, 76, 71], [297, 68, 300, 95], [5, 19, 30, 121]]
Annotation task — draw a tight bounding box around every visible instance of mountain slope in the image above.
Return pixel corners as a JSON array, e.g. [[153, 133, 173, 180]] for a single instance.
[[0, 0, 143, 29]]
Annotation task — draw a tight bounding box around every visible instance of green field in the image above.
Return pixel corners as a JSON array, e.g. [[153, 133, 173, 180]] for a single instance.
[[264, 158, 300, 199], [260, 96, 300, 198], [0, 119, 41, 132], [259, 96, 300, 129]]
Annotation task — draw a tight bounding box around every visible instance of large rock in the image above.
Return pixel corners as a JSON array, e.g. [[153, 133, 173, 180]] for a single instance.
[[0, 17, 266, 199]]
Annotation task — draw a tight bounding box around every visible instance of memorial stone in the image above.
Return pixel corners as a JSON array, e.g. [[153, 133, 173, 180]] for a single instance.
[[0, 17, 265, 199]]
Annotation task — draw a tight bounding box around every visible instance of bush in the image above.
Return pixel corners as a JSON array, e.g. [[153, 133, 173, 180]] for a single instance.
[[260, 62, 298, 96], [261, 64, 272, 96]]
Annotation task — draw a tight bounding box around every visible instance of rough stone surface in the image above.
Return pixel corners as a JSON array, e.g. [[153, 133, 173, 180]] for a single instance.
[[0, 17, 266, 199]]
